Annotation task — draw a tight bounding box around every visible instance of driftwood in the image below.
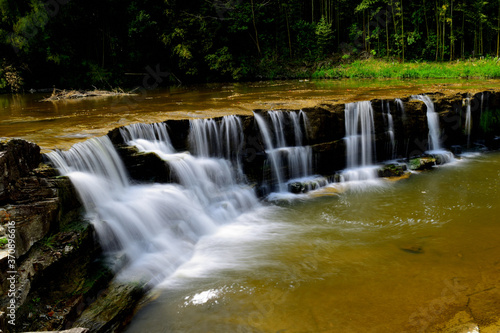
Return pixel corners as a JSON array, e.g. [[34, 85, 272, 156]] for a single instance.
[[41, 88, 133, 101]]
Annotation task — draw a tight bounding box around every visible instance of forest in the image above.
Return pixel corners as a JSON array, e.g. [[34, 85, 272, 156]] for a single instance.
[[1, 0, 500, 92]]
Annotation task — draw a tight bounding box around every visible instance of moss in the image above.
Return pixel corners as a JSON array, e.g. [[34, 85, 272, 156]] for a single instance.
[[409, 157, 436, 170]]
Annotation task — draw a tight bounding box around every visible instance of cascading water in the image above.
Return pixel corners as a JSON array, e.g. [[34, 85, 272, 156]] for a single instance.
[[411, 95, 441, 151], [382, 101, 396, 160], [465, 97, 472, 148], [342, 101, 378, 181], [395, 98, 405, 120], [189, 115, 246, 181], [47, 120, 259, 286], [254, 111, 313, 194], [480, 92, 484, 120], [411, 95, 454, 163]]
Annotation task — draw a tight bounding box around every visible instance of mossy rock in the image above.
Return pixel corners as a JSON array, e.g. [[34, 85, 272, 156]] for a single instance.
[[72, 280, 147, 333], [377, 164, 407, 177], [409, 157, 436, 170]]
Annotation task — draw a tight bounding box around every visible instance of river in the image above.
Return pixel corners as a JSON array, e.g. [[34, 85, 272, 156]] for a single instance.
[[1, 79, 499, 151], [123, 152, 500, 332], [3, 79, 500, 332]]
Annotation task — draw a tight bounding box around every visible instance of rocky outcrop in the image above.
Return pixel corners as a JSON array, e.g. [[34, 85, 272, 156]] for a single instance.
[[72, 280, 146, 333], [115, 146, 171, 184], [0, 139, 143, 333], [103, 90, 500, 192], [0, 139, 41, 203]]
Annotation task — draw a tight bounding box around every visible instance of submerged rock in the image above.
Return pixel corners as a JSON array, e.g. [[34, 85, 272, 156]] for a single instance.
[[400, 244, 424, 254]]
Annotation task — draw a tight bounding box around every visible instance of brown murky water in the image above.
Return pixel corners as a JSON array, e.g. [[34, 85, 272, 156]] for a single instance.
[[2, 80, 500, 332], [125, 154, 500, 333], [1, 79, 499, 152]]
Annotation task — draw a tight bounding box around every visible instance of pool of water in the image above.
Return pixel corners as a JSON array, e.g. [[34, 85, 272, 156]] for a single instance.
[[125, 153, 500, 332]]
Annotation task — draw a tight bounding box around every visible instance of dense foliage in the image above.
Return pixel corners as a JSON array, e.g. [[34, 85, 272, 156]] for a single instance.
[[2, 0, 500, 92]]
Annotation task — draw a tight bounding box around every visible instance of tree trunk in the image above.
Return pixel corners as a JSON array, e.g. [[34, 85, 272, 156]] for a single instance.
[[423, 0, 429, 39], [386, 7, 390, 56], [435, 0, 439, 60], [462, 7, 465, 58], [497, 0, 500, 57], [250, 0, 261, 55], [284, 5, 292, 58], [312, 0, 314, 22], [363, 10, 366, 50], [450, 0, 453, 60], [401, 0, 404, 62]]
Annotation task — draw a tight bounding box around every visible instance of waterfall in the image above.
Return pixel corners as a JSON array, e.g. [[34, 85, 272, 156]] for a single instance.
[[254, 113, 286, 192], [465, 97, 472, 148], [47, 122, 259, 285], [395, 98, 405, 121], [412, 95, 442, 152], [254, 111, 313, 194], [189, 118, 222, 158], [342, 101, 377, 182], [383, 101, 396, 160], [344, 101, 375, 168], [411, 95, 454, 163], [189, 116, 245, 180], [480, 92, 485, 125]]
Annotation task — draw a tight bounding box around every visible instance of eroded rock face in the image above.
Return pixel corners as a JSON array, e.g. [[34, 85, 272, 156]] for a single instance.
[[0, 139, 40, 202], [103, 90, 500, 193], [0, 138, 111, 333]]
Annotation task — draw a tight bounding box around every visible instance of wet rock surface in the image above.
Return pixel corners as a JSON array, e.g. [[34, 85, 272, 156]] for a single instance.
[[0, 138, 141, 333]]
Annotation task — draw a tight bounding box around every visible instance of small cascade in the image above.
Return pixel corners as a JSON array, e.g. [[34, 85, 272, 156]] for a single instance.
[[411, 95, 454, 163], [189, 118, 222, 157], [412, 95, 442, 152], [481, 92, 484, 118], [47, 122, 259, 285], [254, 111, 313, 194], [382, 101, 396, 160], [189, 116, 246, 181], [342, 101, 378, 181], [395, 98, 405, 120], [465, 97, 472, 148]]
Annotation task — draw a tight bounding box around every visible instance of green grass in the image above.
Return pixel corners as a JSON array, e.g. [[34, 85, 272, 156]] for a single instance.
[[312, 58, 500, 79]]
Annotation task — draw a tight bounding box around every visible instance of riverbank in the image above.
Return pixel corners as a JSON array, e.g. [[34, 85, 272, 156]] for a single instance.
[[3, 58, 500, 94], [310, 57, 500, 80]]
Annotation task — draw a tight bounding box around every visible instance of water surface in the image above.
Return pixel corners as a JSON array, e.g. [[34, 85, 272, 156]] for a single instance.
[[125, 153, 500, 332], [1, 79, 499, 151]]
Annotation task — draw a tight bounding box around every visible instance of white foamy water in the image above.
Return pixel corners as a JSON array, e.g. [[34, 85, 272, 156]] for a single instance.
[[341, 101, 379, 182], [254, 110, 314, 194], [47, 119, 259, 285]]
